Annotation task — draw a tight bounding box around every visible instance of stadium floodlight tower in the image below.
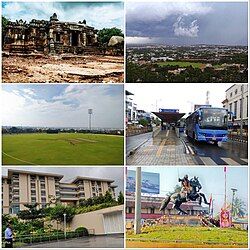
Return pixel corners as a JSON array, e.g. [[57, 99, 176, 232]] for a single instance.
[[88, 108, 93, 131]]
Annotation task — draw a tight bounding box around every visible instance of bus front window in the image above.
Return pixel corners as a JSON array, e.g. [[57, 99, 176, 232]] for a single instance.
[[199, 109, 228, 129]]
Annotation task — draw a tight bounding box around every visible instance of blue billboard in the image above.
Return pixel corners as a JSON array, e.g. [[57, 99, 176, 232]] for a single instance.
[[159, 108, 179, 113], [127, 170, 160, 194]]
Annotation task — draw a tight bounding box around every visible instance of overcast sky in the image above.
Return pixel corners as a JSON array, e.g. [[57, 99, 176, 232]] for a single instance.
[[126, 2, 248, 45], [3, 167, 124, 197], [127, 83, 233, 114], [128, 166, 248, 215], [2, 85, 124, 129], [2, 2, 124, 31]]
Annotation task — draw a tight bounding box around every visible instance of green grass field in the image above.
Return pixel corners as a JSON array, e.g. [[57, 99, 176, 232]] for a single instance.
[[2, 133, 124, 165], [157, 61, 203, 68], [126, 225, 248, 248]]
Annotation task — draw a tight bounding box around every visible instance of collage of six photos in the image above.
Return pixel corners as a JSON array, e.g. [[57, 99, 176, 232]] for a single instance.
[[1, 1, 249, 249]]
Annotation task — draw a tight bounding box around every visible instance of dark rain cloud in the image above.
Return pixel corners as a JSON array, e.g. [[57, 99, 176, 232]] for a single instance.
[[126, 2, 248, 45]]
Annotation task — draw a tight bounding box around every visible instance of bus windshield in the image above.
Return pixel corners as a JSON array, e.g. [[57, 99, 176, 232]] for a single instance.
[[199, 109, 228, 129]]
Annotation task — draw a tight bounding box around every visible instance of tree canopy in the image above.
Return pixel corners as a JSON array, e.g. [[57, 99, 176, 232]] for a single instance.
[[98, 27, 123, 45]]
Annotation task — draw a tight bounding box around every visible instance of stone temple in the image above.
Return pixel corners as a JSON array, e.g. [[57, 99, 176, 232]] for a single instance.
[[3, 13, 99, 54]]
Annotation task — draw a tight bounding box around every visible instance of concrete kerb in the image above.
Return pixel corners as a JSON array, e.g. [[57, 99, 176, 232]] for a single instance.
[[126, 138, 150, 157]]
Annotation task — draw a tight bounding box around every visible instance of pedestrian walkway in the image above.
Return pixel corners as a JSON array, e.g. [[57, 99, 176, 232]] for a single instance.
[[22, 234, 124, 248], [127, 129, 195, 165]]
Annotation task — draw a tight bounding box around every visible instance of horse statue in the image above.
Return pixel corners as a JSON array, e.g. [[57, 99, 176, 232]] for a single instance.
[[159, 176, 210, 215]]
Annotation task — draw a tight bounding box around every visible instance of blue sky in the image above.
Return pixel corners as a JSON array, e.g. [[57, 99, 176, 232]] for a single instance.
[[128, 167, 248, 215], [2, 2, 124, 31], [126, 2, 248, 45], [2, 85, 124, 129]]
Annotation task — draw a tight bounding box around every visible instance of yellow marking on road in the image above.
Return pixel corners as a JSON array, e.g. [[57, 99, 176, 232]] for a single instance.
[[156, 139, 167, 157]]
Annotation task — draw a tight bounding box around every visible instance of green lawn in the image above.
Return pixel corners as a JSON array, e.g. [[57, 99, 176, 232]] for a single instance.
[[157, 61, 203, 68], [2, 133, 124, 165], [127, 225, 248, 247]]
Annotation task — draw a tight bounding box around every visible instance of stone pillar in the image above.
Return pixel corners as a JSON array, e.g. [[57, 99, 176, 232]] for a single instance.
[[83, 32, 87, 46]]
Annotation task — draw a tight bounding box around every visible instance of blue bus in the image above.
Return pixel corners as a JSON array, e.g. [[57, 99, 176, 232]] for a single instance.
[[185, 107, 229, 144]]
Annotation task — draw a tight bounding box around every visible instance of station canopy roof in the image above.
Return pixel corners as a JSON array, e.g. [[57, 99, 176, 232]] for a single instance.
[[152, 112, 185, 123]]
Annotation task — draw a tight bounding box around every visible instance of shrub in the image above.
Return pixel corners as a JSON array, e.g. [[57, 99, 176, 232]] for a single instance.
[[75, 227, 89, 236]]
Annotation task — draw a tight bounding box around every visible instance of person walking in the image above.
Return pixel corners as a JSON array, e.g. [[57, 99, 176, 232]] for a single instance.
[[5, 223, 13, 248]]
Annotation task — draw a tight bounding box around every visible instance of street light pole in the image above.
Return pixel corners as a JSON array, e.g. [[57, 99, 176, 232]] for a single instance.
[[63, 213, 67, 239], [88, 109, 93, 131], [134, 167, 141, 234]]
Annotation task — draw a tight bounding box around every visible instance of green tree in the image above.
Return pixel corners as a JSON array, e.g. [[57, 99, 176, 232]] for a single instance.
[[231, 197, 247, 217], [47, 204, 76, 224], [98, 27, 123, 45], [17, 203, 46, 221], [139, 119, 149, 127], [117, 191, 124, 204], [104, 191, 114, 203], [2, 16, 9, 47]]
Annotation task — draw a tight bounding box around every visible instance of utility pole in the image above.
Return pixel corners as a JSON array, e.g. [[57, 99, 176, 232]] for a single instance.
[[134, 167, 141, 234], [240, 85, 244, 141], [88, 109, 93, 131]]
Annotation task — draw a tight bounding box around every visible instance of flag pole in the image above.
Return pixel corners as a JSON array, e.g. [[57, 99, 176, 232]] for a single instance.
[[224, 167, 227, 207]]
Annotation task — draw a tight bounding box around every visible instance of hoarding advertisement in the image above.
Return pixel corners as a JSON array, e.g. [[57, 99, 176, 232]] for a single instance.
[[126, 170, 160, 194]]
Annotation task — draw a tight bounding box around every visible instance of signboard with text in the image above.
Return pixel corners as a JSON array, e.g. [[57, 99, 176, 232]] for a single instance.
[[159, 108, 179, 113]]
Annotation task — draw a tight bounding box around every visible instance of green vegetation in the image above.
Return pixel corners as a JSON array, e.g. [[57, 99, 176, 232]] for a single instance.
[[157, 61, 203, 68], [2, 133, 124, 165], [127, 225, 248, 247], [98, 27, 124, 45], [2, 191, 124, 247]]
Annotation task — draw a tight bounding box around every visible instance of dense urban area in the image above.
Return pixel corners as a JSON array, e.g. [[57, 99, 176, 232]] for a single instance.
[[126, 45, 248, 83]]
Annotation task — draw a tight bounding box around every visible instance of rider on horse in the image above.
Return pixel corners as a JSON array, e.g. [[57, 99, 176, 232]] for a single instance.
[[178, 174, 192, 201]]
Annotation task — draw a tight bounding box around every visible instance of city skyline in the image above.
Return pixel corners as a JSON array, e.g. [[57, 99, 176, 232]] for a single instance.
[[2, 85, 124, 129], [2, 1, 124, 31], [126, 2, 248, 45]]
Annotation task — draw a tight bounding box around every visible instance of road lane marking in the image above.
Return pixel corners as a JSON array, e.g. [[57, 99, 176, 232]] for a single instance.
[[199, 157, 217, 165], [166, 130, 169, 137], [156, 139, 166, 157], [221, 158, 240, 166], [240, 158, 248, 164], [187, 145, 195, 155]]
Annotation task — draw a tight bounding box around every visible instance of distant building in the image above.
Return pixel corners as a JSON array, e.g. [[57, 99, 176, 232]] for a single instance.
[[126, 90, 137, 124], [2, 169, 116, 214], [222, 84, 248, 127], [126, 194, 209, 220]]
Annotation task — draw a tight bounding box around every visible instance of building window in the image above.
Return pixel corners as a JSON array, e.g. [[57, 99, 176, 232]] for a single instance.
[[229, 103, 232, 119], [31, 183, 36, 188], [235, 89, 238, 95], [11, 205, 20, 214], [127, 207, 132, 213], [40, 183, 46, 189], [240, 99, 242, 118], [31, 197, 36, 203], [31, 190, 36, 196], [234, 101, 237, 118], [149, 207, 155, 214], [56, 33, 60, 42], [41, 190, 46, 196], [41, 197, 46, 203]]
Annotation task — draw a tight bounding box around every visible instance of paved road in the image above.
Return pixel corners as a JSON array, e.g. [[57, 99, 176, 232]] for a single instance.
[[182, 134, 248, 165], [126, 129, 195, 165], [23, 234, 124, 248], [126, 132, 153, 156]]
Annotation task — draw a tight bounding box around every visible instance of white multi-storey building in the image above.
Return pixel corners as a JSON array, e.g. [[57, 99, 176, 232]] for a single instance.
[[222, 84, 248, 127]]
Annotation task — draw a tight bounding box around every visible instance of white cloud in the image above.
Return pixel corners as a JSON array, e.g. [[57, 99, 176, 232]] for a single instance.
[[173, 16, 199, 37], [127, 2, 212, 23], [2, 85, 124, 128], [3, 2, 124, 31]]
